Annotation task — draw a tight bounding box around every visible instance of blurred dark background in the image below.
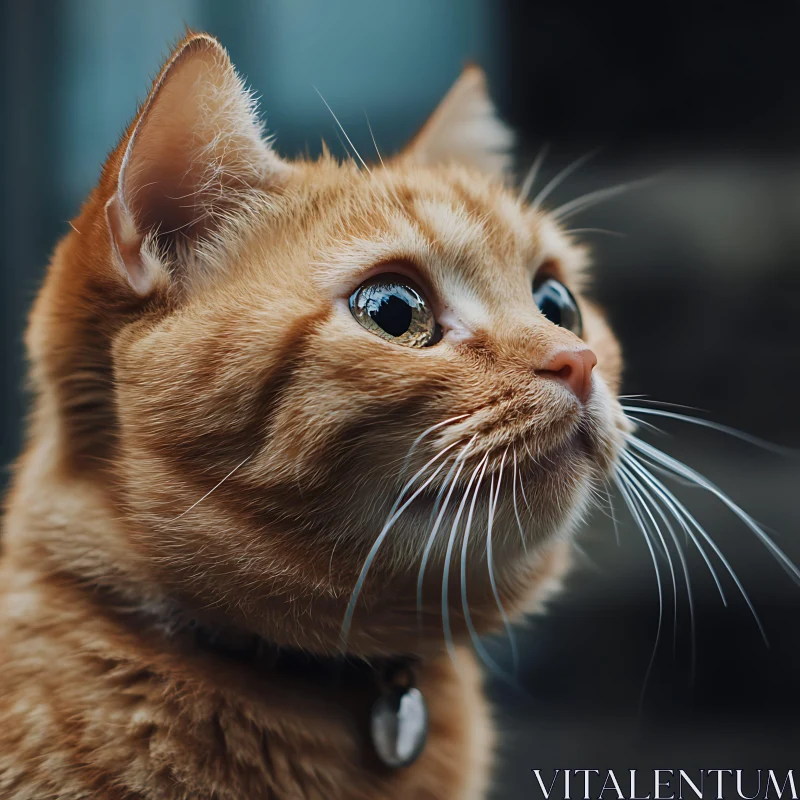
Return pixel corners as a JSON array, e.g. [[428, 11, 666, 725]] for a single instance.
[[2, 1, 798, 797]]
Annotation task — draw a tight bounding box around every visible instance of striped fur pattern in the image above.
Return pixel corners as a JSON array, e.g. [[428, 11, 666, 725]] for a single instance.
[[0, 33, 627, 799]]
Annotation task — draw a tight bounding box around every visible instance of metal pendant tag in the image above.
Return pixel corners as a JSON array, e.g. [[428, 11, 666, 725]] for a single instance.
[[370, 686, 428, 768]]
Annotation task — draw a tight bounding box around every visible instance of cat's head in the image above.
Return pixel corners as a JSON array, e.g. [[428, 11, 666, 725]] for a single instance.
[[27, 34, 629, 656]]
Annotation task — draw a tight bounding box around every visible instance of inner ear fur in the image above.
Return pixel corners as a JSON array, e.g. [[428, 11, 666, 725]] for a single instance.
[[105, 32, 291, 295]]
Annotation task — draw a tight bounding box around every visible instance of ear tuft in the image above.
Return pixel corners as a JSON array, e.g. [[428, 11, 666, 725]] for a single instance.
[[402, 66, 514, 177], [107, 33, 291, 295]]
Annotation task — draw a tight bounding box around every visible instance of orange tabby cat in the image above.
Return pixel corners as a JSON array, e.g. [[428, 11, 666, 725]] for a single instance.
[[0, 33, 627, 799]]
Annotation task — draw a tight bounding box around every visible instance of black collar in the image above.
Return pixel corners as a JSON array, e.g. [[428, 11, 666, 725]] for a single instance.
[[188, 619, 429, 770], [88, 581, 430, 770], [192, 619, 386, 684]]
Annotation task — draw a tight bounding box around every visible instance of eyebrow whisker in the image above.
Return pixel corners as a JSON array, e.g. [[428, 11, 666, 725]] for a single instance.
[[530, 149, 600, 212], [314, 87, 372, 174], [518, 143, 549, 203]]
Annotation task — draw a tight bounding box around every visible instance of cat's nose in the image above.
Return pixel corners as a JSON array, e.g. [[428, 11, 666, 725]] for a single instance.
[[536, 347, 597, 403]]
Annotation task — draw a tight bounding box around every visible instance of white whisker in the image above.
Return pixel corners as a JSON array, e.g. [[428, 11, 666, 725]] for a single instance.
[[605, 480, 622, 547], [624, 442, 769, 644], [621, 405, 798, 458], [365, 111, 408, 210], [364, 112, 386, 169], [167, 454, 253, 523], [618, 396, 701, 409], [624, 449, 728, 605], [340, 438, 461, 648], [614, 468, 664, 712], [551, 176, 655, 222], [626, 415, 669, 437], [416, 436, 478, 633], [618, 461, 680, 649], [566, 227, 627, 238], [629, 435, 800, 587], [518, 143, 549, 202], [511, 450, 528, 554], [402, 414, 468, 476], [622, 452, 697, 677], [459, 455, 510, 676], [442, 452, 485, 663], [530, 149, 599, 211], [314, 87, 372, 174], [486, 450, 519, 674]]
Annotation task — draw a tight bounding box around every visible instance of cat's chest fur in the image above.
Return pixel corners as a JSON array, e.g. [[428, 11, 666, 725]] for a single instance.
[[0, 565, 493, 800]]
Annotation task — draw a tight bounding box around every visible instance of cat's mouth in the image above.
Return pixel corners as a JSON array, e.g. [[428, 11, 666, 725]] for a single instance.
[[510, 382, 625, 478], [390, 422, 600, 561], [420, 409, 611, 501], [405, 385, 624, 528], [476, 399, 615, 474]]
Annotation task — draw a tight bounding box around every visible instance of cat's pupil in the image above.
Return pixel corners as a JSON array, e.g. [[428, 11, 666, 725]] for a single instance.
[[538, 295, 562, 327], [349, 274, 437, 348], [532, 277, 583, 337], [370, 292, 412, 336]]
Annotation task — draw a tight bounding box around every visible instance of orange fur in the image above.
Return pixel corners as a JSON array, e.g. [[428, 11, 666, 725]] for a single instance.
[[0, 33, 628, 798]]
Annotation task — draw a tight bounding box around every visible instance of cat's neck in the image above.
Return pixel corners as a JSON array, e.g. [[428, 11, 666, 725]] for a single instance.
[[4, 431, 437, 661], [0, 554, 493, 799]]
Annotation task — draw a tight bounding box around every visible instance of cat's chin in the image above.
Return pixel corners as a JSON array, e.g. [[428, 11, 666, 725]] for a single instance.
[[514, 403, 622, 481], [451, 377, 623, 482], [394, 402, 620, 530]]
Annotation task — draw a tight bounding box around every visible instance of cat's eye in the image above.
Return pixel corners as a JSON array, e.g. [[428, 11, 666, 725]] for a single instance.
[[532, 277, 583, 337], [349, 274, 439, 348]]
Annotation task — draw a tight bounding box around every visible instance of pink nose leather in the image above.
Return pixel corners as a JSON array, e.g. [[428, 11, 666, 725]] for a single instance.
[[536, 347, 597, 403]]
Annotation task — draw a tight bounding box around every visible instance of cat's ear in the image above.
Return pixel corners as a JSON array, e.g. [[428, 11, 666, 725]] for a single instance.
[[401, 66, 513, 177], [105, 33, 291, 295]]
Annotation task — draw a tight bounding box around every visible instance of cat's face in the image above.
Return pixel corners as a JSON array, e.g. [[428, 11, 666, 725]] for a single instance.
[[33, 35, 628, 655]]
